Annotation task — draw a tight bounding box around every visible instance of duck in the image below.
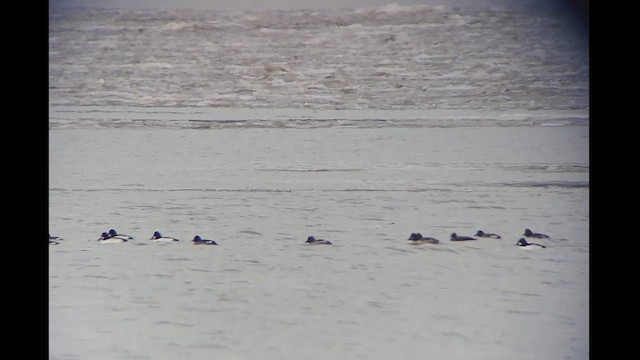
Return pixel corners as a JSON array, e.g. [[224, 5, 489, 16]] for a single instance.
[[150, 231, 179, 242], [108, 229, 134, 241], [305, 236, 332, 245], [49, 234, 63, 244], [49, 234, 62, 245], [97, 232, 128, 243], [407, 232, 439, 244], [523, 228, 550, 239], [475, 230, 502, 239], [450, 232, 476, 241], [516, 238, 546, 249], [192, 235, 218, 245]]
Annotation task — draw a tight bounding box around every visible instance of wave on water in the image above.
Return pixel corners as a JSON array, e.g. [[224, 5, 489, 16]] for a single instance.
[[49, 4, 589, 116], [48, 179, 588, 193], [49, 106, 588, 129]]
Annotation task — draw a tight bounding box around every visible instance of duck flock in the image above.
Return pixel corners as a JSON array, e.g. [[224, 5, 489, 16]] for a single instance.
[[406, 229, 548, 249], [49, 228, 550, 249]]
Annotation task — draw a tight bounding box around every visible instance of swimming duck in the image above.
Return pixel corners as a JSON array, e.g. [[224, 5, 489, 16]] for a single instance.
[[97, 232, 128, 243], [450, 233, 476, 241], [407, 232, 439, 244], [108, 229, 134, 241], [150, 231, 179, 242], [305, 236, 332, 245], [475, 230, 502, 239], [192, 235, 218, 245], [49, 234, 62, 245], [516, 238, 546, 249], [523, 228, 550, 239]]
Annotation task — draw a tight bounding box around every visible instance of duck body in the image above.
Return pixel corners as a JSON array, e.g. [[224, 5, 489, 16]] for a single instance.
[[192, 235, 218, 245], [450, 233, 477, 241], [523, 228, 550, 239], [516, 238, 546, 249], [108, 229, 134, 241], [305, 236, 332, 245], [49, 234, 63, 245], [407, 232, 439, 244], [475, 230, 501, 239], [150, 231, 179, 242], [97, 232, 128, 243]]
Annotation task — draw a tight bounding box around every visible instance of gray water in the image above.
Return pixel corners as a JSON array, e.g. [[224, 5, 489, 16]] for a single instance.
[[49, 4, 588, 111], [49, 4, 589, 360]]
